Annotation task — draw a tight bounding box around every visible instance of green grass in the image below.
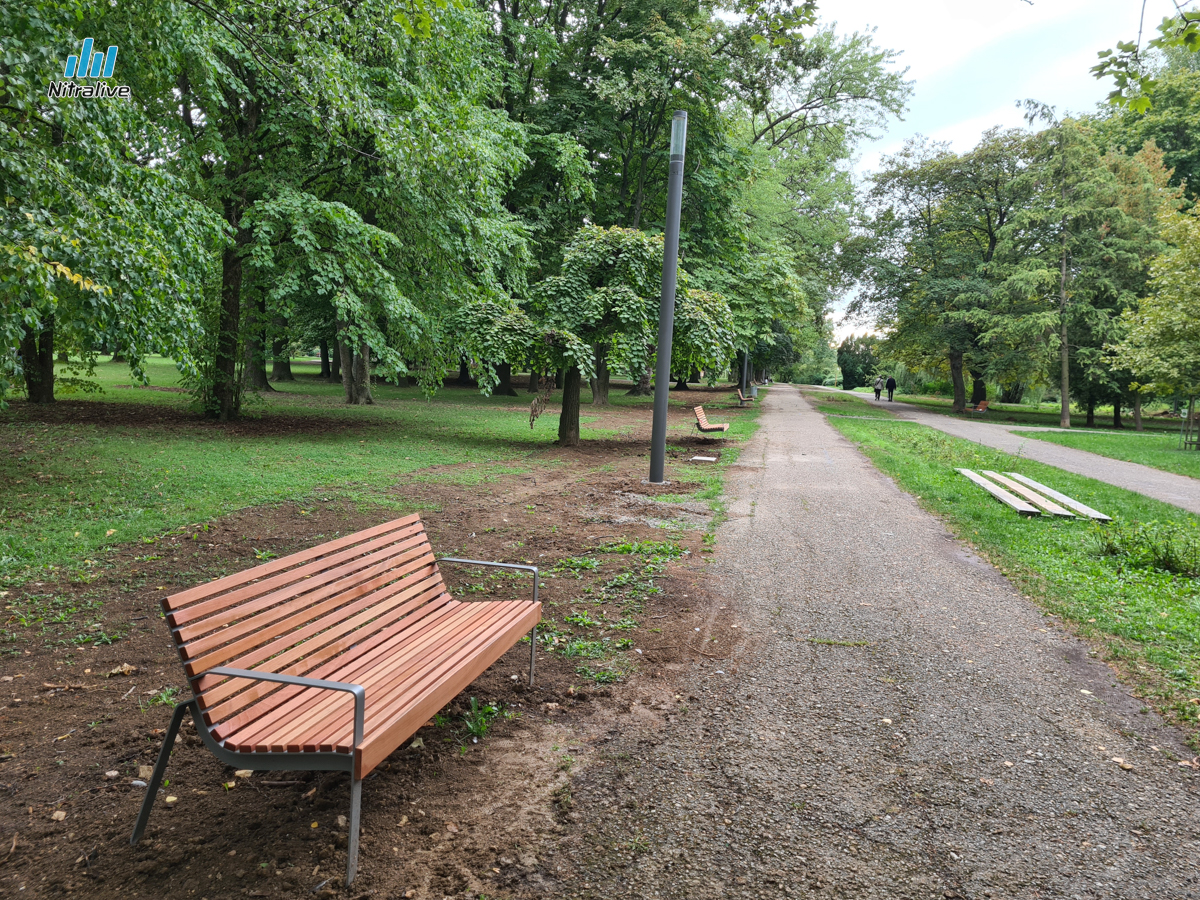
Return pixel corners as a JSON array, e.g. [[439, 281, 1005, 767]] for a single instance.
[[0, 357, 736, 586], [893, 393, 1179, 432], [1025, 430, 1200, 480], [828, 417, 1200, 745], [801, 389, 896, 419]]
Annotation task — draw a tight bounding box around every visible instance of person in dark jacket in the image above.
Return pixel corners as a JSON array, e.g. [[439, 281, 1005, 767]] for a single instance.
[[886, 375, 897, 401]]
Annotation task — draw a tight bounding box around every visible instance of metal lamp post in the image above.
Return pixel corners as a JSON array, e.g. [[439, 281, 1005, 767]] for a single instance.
[[648, 111, 688, 485]]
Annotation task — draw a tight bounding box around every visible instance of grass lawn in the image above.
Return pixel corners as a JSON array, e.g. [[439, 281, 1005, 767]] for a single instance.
[[1025, 430, 1200, 480], [894, 394, 1180, 433], [802, 389, 896, 419], [0, 358, 758, 586], [828, 416, 1200, 747]]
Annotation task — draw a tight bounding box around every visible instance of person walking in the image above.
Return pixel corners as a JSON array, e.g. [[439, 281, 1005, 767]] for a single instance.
[[873, 375, 883, 401], [886, 375, 897, 402]]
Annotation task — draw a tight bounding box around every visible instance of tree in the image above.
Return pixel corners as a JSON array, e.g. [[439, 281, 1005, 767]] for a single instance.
[[836, 334, 877, 391], [1109, 205, 1200, 397], [1093, 9, 1200, 111], [2, 2, 223, 405]]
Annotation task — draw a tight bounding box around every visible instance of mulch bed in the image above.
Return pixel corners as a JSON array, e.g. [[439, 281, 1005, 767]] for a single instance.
[[0, 389, 751, 899]]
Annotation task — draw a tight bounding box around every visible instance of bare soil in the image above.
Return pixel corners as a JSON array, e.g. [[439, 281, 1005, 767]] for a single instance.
[[0, 388, 753, 899]]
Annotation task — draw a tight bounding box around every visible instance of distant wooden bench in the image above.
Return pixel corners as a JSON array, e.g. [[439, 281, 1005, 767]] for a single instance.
[[693, 405, 730, 434], [971, 400, 990, 414], [736, 388, 754, 407], [130, 514, 541, 885]]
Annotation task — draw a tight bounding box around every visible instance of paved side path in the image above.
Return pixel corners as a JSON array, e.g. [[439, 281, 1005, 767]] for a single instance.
[[888, 402, 1200, 515], [548, 385, 1200, 900]]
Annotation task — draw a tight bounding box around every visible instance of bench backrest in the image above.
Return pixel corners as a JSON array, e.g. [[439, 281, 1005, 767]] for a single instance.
[[694, 406, 710, 426], [976, 400, 990, 411], [162, 514, 449, 730]]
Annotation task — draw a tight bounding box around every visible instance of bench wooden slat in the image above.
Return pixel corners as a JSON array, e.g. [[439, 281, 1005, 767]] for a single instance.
[[225, 601, 533, 758], [169, 522, 429, 632], [198, 581, 453, 725], [956, 468, 1039, 516], [1004, 473, 1112, 522], [213, 591, 471, 745], [981, 471, 1074, 517], [179, 549, 442, 672], [165, 515, 424, 615], [694, 405, 730, 433]]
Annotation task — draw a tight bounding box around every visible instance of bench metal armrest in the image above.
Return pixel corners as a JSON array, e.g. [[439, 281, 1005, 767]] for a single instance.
[[207, 666, 365, 748], [437, 558, 540, 606]]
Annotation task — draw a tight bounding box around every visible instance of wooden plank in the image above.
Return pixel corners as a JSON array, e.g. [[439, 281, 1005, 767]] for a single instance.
[[981, 471, 1074, 518], [1004, 473, 1112, 522], [164, 515, 423, 613], [956, 468, 1040, 516]]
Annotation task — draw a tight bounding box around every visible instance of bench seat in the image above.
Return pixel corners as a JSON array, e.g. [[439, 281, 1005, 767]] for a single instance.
[[131, 514, 540, 885], [694, 405, 730, 433]]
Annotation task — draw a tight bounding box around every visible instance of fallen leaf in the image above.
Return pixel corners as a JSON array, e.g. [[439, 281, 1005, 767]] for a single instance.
[[106, 663, 137, 677], [1080, 689, 1092, 695], [1003, 761, 1014, 768], [980, 778, 994, 785], [311, 822, 319, 829], [336, 815, 348, 829], [105, 529, 116, 537], [398, 815, 408, 827], [164, 796, 178, 804], [234, 769, 253, 779], [51, 811, 66, 822], [138, 766, 154, 780], [408, 737, 424, 750]]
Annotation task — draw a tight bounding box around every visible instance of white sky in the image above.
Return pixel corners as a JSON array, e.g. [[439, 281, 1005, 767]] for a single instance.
[[827, 0, 1183, 341]]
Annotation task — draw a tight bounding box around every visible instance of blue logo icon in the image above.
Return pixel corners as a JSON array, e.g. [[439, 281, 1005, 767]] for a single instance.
[[50, 39, 129, 99], [63, 39, 118, 79]]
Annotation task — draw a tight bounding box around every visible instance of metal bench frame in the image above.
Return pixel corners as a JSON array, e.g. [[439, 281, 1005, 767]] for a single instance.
[[130, 548, 537, 887]]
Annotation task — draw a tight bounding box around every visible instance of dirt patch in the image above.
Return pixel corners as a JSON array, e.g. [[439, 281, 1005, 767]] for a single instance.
[[0, 396, 753, 899]]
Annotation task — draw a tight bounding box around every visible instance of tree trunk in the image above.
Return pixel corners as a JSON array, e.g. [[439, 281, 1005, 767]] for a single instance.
[[20, 315, 55, 403], [494, 362, 518, 396], [214, 233, 245, 420], [1059, 219, 1071, 429], [271, 316, 294, 381], [1085, 397, 1095, 427], [527, 370, 541, 394], [555, 368, 564, 389], [457, 359, 476, 387], [1134, 394, 1143, 431], [626, 368, 652, 396], [339, 331, 373, 405], [56, 351, 68, 364], [1113, 402, 1123, 429], [673, 376, 690, 390], [1000, 382, 1025, 404], [329, 341, 341, 382], [558, 366, 581, 446], [243, 295, 273, 392], [949, 350, 966, 413], [590, 346, 610, 405], [353, 339, 372, 404], [319, 339, 331, 379]]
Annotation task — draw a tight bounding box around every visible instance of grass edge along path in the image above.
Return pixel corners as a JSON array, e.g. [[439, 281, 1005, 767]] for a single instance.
[[1024, 429, 1200, 481], [828, 416, 1200, 749]]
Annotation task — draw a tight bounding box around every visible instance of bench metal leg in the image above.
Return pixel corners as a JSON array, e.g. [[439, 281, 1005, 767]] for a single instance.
[[528, 625, 537, 686], [345, 776, 363, 885], [130, 699, 192, 846]]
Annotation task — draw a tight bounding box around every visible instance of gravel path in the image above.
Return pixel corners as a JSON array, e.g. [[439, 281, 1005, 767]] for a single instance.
[[813, 387, 1200, 515], [544, 385, 1200, 900]]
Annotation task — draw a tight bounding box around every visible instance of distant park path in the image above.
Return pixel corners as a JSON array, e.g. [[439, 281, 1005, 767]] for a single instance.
[[812, 386, 1200, 516], [546, 384, 1200, 900]]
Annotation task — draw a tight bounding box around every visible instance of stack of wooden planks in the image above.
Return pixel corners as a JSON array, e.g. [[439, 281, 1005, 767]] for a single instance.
[[955, 469, 1111, 521]]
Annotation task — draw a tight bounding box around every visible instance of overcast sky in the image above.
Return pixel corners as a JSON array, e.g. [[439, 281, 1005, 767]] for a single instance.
[[827, 0, 1182, 338]]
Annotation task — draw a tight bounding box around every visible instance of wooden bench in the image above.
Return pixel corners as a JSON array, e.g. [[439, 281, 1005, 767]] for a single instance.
[[130, 514, 541, 885], [971, 399, 990, 414], [694, 405, 730, 434], [736, 388, 754, 407]]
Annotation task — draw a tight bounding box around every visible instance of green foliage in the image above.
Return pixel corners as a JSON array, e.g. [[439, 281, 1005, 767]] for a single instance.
[[835, 334, 878, 392], [1109, 206, 1200, 396], [1093, 519, 1200, 578], [461, 697, 502, 738]]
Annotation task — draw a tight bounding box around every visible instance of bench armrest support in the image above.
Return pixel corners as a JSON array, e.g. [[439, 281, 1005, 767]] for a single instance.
[[437, 558, 539, 607], [207, 666, 365, 747]]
